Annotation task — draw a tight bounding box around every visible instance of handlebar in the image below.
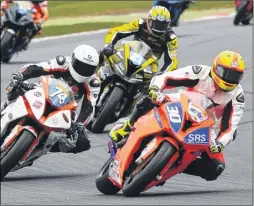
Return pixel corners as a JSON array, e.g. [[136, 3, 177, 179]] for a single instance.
[[7, 81, 35, 94]]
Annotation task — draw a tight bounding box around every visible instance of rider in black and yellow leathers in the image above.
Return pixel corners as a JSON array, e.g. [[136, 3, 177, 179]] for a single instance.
[[102, 6, 178, 72]]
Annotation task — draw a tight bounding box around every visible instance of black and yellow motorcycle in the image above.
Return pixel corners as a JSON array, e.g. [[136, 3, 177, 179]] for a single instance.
[[88, 41, 158, 133]]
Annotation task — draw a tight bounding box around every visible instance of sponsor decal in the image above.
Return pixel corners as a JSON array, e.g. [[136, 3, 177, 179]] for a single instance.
[[183, 127, 209, 144], [154, 107, 163, 128], [32, 100, 43, 109], [33, 91, 42, 97], [231, 61, 239, 68]]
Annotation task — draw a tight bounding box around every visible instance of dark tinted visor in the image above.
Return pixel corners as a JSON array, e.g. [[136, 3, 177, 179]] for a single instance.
[[71, 53, 96, 77], [151, 20, 169, 34], [215, 65, 243, 84]]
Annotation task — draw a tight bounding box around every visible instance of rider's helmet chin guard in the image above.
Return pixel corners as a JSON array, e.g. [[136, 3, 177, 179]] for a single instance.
[[69, 45, 99, 83], [147, 6, 171, 37], [211, 50, 245, 92]]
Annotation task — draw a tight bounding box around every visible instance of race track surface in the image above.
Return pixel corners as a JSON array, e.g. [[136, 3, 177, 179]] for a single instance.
[[1, 18, 253, 205]]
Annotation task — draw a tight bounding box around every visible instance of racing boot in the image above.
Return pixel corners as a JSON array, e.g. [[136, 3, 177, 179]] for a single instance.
[[110, 120, 133, 147]]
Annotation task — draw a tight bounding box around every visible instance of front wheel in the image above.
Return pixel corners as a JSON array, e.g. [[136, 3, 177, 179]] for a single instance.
[[1, 30, 14, 63], [122, 141, 177, 197], [1, 130, 35, 180], [95, 157, 120, 195], [91, 86, 125, 133]]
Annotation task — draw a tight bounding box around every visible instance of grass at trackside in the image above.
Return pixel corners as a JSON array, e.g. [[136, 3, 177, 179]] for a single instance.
[[49, 1, 234, 18], [38, 22, 126, 37]]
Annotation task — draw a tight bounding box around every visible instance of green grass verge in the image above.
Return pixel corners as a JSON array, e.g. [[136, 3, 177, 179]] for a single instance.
[[38, 22, 125, 37], [49, 1, 234, 18]]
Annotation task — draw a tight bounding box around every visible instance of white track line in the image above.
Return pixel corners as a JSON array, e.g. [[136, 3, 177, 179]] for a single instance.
[[32, 13, 234, 43]]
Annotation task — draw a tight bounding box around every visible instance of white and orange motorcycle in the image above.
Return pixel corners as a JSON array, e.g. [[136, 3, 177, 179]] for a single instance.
[[1, 76, 78, 180]]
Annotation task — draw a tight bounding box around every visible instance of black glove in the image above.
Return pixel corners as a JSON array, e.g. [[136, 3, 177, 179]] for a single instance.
[[11, 72, 24, 87], [6, 72, 24, 101], [102, 44, 114, 57], [67, 122, 86, 138]]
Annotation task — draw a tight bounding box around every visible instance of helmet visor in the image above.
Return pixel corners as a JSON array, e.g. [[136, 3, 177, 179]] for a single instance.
[[215, 65, 243, 84], [150, 20, 169, 36], [71, 54, 96, 77]]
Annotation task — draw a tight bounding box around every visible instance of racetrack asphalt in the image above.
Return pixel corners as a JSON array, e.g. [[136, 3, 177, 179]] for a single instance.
[[0, 18, 252, 205]]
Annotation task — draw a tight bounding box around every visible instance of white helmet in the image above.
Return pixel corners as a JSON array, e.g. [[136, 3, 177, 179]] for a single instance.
[[69, 44, 99, 83]]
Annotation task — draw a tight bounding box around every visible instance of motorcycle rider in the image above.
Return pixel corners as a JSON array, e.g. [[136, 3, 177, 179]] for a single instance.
[[110, 50, 245, 181], [102, 6, 178, 72], [1, 0, 49, 49], [1, 44, 101, 154], [153, 0, 195, 27]]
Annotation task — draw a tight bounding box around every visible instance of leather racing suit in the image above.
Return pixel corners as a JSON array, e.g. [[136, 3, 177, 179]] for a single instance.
[[121, 64, 245, 181], [2, 56, 100, 153], [105, 18, 178, 72]]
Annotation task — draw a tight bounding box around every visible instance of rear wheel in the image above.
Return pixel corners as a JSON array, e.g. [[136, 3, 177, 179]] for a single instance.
[[91, 86, 125, 133], [1, 30, 14, 63], [95, 157, 120, 195], [1, 130, 35, 181], [122, 141, 177, 197]]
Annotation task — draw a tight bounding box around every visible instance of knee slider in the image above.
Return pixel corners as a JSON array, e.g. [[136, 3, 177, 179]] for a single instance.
[[216, 163, 225, 175], [205, 162, 225, 181]]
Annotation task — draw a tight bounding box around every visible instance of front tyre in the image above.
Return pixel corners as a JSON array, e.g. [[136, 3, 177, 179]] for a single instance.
[[1, 130, 35, 180], [95, 157, 120, 195], [122, 141, 176, 197], [91, 86, 125, 133]]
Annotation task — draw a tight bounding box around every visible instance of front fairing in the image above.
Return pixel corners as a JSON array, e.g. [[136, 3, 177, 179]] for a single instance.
[[109, 41, 155, 84]]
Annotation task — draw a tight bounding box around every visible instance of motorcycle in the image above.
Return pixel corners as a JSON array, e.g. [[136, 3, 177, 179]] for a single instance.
[[1, 76, 78, 180], [96, 91, 221, 196], [88, 41, 157, 133], [234, 0, 253, 26], [1, 1, 36, 63], [153, 0, 195, 27]]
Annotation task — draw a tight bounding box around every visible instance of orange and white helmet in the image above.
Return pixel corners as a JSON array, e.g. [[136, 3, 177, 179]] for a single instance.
[[211, 50, 245, 92]]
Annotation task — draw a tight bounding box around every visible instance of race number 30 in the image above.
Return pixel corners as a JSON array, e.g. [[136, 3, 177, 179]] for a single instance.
[[167, 106, 181, 123]]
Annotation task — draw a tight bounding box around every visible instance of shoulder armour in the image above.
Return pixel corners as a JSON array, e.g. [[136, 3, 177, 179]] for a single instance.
[[192, 65, 202, 74], [236, 92, 244, 103]]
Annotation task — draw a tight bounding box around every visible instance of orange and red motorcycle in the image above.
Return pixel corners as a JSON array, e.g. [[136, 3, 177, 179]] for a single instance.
[[96, 91, 221, 196]]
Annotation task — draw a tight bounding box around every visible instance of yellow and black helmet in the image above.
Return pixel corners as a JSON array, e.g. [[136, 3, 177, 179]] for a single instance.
[[147, 6, 171, 37]]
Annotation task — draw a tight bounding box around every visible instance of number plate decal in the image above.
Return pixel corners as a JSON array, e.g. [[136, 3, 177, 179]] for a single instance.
[[166, 102, 183, 134]]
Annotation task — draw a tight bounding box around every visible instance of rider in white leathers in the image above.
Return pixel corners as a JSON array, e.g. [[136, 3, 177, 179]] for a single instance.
[[1, 45, 101, 154]]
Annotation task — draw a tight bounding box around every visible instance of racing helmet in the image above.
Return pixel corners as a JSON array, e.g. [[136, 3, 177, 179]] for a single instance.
[[69, 45, 99, 83], [147, 6, 171, 37], [211, 50, 244, 92]]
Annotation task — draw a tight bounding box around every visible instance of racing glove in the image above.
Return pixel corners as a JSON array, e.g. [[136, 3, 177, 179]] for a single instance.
[[149, 86, 170, 105], [102, 44, 114, 57], [10, 72, 24, 88], [6, 72, 24, 101], [210, 141, 224, 154]]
